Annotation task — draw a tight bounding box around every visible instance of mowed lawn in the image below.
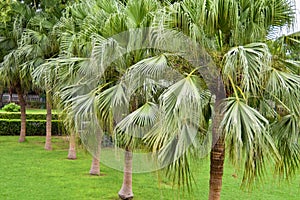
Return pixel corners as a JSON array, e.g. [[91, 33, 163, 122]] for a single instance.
[[0, 136, 299, 200]]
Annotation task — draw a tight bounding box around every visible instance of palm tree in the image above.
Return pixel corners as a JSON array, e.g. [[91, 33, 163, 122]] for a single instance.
[[62, 1, 216, 199], [36, 0, 107, 167], [100, 1, 300, 200], [143, 0, 299, 199], [50, 0, 166, 198], [0, 1, 35, 142], [85, 1, 166, 198], [22, 13, 61, 150], [25, 0, 70, 150], [56, 2, 102, 169]]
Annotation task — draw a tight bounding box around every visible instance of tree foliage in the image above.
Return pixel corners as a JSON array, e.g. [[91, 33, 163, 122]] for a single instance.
[[0, 0, 299, 199]]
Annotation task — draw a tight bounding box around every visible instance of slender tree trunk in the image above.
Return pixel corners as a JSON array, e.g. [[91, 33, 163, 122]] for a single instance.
[[89, 157, 100, 175], [209, 136, 225, 200], [118, 147, 134, 200], [89, 133, 102, 175], [0, 84, 3, 107], [0, 92, 3, 108], [17, 90, 26, 143], [67, 133, 77, 159], [118, 96, 136, 199], [45, 91, 52, 150], [208, 100, 225, 200], [9, 87, 12, 103]]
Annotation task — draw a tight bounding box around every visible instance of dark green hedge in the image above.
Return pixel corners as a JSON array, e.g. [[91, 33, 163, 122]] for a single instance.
[[0, 112, 59, 120], [27, 101, 46, 109], [0, 120, 65, 136]]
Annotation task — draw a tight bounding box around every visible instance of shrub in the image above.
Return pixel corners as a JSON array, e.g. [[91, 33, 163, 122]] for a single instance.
[[27, 101, 46, 109], [2, 103, 20, 112], [0, 112, 59, 120], [0, 120, 65, 136]]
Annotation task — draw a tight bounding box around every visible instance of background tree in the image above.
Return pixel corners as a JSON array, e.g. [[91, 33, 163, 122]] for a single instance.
[[0, 80, 4, 107], [0, 1, 35, 142], [34, 0, 103, 165], [44, 0, 165, 198], [25, 1, 68, 150], [0, 0, 71, 143]]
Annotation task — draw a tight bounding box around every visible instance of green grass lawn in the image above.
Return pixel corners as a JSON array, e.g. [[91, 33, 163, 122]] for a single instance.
[[0, 136, 299, 200]]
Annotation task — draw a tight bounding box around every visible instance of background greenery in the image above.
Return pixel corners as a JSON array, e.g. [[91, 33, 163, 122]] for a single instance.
[[0, 136, 299, 200], [0, 120, 63, 136], [0, 109, 63, 135]]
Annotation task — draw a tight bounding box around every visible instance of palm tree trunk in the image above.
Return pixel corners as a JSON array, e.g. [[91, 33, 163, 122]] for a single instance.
[[89, 133, 102, 175], [67, 133, 77, 159], [89, 157, 100, 175], [0, 92, 3, 108], [209, 137, 225, 200], [9, 87, 12, 103], [208, 104, 225, 200], [45, 91, 52, 150], [17, 90, 26, 143], [118, 148, 134, 200]]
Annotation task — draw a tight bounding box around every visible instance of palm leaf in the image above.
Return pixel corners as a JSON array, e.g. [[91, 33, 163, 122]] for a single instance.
[[143, 74, 211, 190], [122, 54, 181, 94], [220, 97, 279, 187], [96, 83, 129, 123], [272, 114, 300, 180], [265, 69, 300, 116], [222, 43, 271, 97], [115, 102, 159, 148]]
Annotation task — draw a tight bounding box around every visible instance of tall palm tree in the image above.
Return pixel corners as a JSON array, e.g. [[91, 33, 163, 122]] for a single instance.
[[144, 1, 300, 199], [85, 1, 167, 198], [56, 1, 103, 170], [0, 1, 35, 142], [36, 0, 108, 168], [99, 1, 300, 200], [22, 12, 61, 150], [51, 0, 166, 199], [25, 0, 70, 150]]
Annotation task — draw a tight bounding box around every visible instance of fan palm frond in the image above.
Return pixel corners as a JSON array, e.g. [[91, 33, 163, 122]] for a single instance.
[[115, 102, 159, 148], [272, 114, 300, 180], [143, 74, 211, 189], [265, 69, 300, 116], [221, 97, 279, 186], [222, 43, 271, 97], [96, 83, 129, 123]]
